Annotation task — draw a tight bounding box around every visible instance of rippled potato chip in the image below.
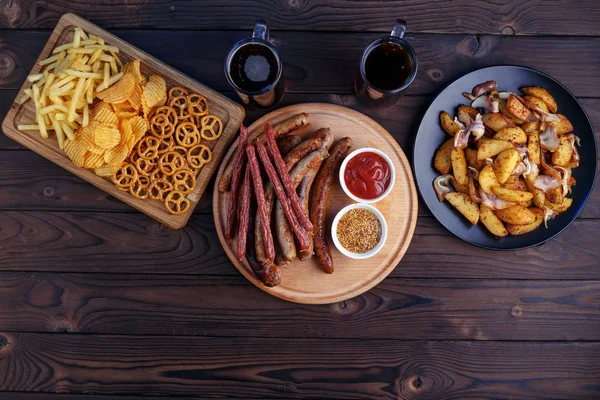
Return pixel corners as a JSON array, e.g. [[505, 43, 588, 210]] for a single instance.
[[97, 73, 136, 104]]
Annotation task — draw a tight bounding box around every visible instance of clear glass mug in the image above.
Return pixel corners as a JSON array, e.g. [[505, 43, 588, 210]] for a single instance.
[[355, 19, 418, 108], [225, 20, 284, 107]]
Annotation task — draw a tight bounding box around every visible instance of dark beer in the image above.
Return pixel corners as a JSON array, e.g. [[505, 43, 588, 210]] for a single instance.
[[364, 41, 413, 91], [229, 43, 279, 93]]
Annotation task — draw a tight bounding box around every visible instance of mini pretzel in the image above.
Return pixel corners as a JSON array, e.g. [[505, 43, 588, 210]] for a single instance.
[[152, 105, 178, 125], [168, 95, 190, 121], [135, 156, 156, 176], [168, 86, 189, 99], [172, 169, 196, 194], [150, 113, 176, 139], [137, 136, 161, 160], [200, 115, 223, 141], [164, 190, 191, 215], [158, 135, 175, 154], [112, 162, 138, 191], [171, 145, 188, 158], [149, 178, 173, 201], [186, 144, 212, 169], [129, 150, 141, 164], [129, 175, 150, 199], [158, 151, 185, 176], [175, 121, 200, 147], [187, 93, 209, 117]]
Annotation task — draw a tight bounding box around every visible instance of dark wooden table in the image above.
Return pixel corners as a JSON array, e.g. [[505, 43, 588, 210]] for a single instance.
[[1, 1, 599, 399]]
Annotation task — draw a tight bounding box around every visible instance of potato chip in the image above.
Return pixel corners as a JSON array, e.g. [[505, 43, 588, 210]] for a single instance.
[[64, 138, 87, 167], [94, 164, 120, 177], [92, 122, 121, 149], [142, 75, 167, 114], [115, 110, 139, 119], [122, 59, 145, 85], [128, 115, 148, 142], [97, 73, 135, 104], [104, 143, 129, 166], [83, 152, 105, 168], [127, 82, 143, 111], [92, 107, 118, 126], [119, 118, 134, 146], [79, 125, 106, 155], [91, 101, 113, 117]]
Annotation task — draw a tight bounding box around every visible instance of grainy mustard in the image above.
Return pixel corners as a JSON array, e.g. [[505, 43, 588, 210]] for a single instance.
[[337, 208, 381, 253]]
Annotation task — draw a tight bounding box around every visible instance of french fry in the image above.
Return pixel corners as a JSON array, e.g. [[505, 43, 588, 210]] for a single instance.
[[67, 77, 87, 122]]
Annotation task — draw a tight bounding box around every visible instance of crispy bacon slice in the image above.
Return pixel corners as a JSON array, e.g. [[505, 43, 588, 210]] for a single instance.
[[534, 175, 561, 192]]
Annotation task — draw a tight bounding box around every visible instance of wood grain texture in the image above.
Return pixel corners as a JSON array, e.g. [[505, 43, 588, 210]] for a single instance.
[[1, 0, 599, 36], [0, 211, 597, 279], [1, 272, 599, 340], [2, 14, 245, 229], [2, 31, 600, 97], [0, 333, 599, 399]]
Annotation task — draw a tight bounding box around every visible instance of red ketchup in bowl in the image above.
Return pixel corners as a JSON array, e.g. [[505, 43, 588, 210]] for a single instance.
[[344, 151, 391, 200]]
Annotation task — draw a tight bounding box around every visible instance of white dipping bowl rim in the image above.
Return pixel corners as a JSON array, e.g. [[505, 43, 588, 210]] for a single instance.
[[331, 203, 388, 260], [339, 147, 396, 204]]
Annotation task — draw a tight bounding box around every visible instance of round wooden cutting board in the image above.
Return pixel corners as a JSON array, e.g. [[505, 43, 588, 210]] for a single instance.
[[213, 103, 418, 304]]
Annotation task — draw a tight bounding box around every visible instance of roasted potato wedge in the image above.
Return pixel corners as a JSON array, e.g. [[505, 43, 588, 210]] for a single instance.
[[546, 197, 573, 213], [477, 139, 514, 160], [499, 98, 524, 124], [457, 105, 479, 122], [482, 112, 515, 132], [552, 135, 574, 167], [494, 126, 527, 145], [480, 205, 508, 237], [527, 130, 541, 165], [523, 95, 549, 113], [506, 207, 544, 235], [551, 114, 574, 135], [520, 86, 557, 113], [451, 147, 468, 188], [545, 187, 564, 205], [493, 148, 520, 184], [434, 138, 454, 174], [491, 186, 534, 202], [465, 148, 485, 170], [507, 94, 537, 123], [504, 179, 527, 192], [495, 205, 537, 225], [478, 164, 499, 194], [440, 111, 460, 136], [524, 178, 545, 208], [445, 192, 479, 224], [522, 120, 540, 135]]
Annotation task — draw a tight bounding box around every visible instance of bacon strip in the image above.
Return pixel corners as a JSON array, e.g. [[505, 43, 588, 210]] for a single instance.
[[237, 167, 251, 261], [224, 126, 248, 244], [255, 141, 310, 250], [246, 144, 275, 263], [264, 123, 313, 232]]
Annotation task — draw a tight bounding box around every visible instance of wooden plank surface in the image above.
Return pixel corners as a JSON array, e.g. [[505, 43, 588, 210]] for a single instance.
[[2, 0, 599, 36], [2, 31, 600, 97], [0, 211, 597, 279], [0, 333, 599, 399], [1, 272, 599, 340]]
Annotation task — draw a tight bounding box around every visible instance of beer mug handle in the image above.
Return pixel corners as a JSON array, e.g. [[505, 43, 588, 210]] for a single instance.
[[252, 20, 269, 41], [391, 19, 407, 39]]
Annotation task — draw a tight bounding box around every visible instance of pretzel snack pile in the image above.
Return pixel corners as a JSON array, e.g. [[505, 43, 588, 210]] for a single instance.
[[112, 86, 222, 215]]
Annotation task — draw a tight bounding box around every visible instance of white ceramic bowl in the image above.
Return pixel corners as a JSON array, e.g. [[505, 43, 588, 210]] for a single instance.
[[339, 147, 395, 203], [331, 203, 388, 259]]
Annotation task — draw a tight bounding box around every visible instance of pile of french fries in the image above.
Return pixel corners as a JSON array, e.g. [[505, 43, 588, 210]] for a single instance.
[[18, 27, 123, 149], [433, 81, 581, 237]]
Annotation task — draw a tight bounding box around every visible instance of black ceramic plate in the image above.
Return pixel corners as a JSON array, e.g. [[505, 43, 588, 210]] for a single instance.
[[413, 66, 597, 250]]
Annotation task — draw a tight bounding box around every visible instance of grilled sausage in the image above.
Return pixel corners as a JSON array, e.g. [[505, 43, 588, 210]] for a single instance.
[[310, 137, 353, 274], [277, 135, 302, 156]]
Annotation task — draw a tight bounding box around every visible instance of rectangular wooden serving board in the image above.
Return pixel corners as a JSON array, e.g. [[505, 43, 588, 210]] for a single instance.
[[2, 13, 245, 229]]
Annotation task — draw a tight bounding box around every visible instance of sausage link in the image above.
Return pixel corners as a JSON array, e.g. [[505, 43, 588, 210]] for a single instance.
[[296, 167, 320, 260], [277, 135, 302, 156], [255, 128, 332, 263], [244, 199, 281, 287], [224, 126, 248, 243], [310, 137, 353, 274], [255, 141, 310, 250], [236, 166, 251, 261], [218, 113, 309, 192], [274, 148, 329, 264], [246, 144, 275, 263]]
